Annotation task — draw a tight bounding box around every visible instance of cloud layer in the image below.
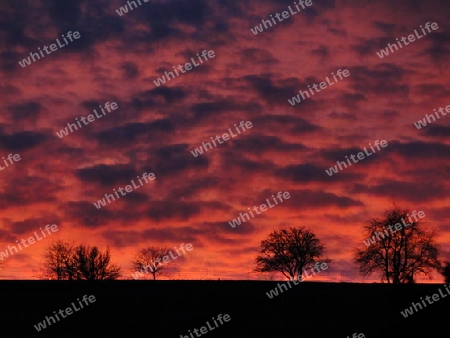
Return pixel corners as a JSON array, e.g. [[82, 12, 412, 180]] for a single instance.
[[1, 0, 449, 281]]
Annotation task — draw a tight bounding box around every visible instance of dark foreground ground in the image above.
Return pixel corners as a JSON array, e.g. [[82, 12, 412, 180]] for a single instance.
[[1, 280, 448, 337]]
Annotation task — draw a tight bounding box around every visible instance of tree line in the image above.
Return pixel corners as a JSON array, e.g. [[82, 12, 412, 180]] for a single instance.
[[34, 206, 450, 283]]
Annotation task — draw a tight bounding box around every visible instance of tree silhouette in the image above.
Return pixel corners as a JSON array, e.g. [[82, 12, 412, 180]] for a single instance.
[[441, 262, 450, 283], [42, 241, 121, 280], [355, 207, 439, 284], [41, 240, 76, 280], [255, 227, 326, 280], [72, 245, 122, 280], [133, 246, 175, 280]]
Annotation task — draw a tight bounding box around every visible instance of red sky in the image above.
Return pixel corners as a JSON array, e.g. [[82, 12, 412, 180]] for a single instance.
[[0, 0, 449, 281]]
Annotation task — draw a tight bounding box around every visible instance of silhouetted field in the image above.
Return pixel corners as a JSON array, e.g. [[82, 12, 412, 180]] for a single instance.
[[1, 281, 447, 337]]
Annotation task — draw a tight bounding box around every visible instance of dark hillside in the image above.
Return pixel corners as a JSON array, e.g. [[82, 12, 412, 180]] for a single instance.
[[1, 281, 448, 337]]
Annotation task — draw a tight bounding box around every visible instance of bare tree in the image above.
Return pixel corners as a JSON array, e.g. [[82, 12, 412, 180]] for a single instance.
[[72, 245, 122, 280], [355, 207, 440, 284], [41, 241, 122, 280], [41, 240, 76, 280], [133, 246, 175, 280], [255, 227, 326, 280]]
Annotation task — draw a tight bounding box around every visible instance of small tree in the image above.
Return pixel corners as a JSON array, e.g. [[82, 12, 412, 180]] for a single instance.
[[133, 246, 175, 280], [441, 262, 450, 283], [255, 227, 326, 280], [355, 207, 440, 284]]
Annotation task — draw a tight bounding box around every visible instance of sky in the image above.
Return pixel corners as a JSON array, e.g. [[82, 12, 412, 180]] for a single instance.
[[0, 0, 449, 281]]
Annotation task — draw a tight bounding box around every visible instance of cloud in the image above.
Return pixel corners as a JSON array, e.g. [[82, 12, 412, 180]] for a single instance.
[[76, 164, 138, 187], [0, 129, 47, 152], [8, 102, 41, 122], [351, 179, 448, 202]]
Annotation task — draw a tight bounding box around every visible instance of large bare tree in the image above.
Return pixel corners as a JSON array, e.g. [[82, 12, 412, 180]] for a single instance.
[[132, 246, 176, 280], [255, 227, 326, 280], [42, 241, 122, 280], [355, 207, 440, 284]]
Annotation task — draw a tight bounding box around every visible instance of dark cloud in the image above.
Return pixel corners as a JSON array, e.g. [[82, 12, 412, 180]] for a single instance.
[[120, 62, 139, 80], [131, 87, 188, 111], [102, 227, 199, 247], [203, 221, 255, 235], [154, 144, 209, 175], [76, 164, 138, 186], [252, 115, 320, 134], [319, 146, 373, 162], [256, 189, 364, 208], [388, 140, 450, 159], [351, 37, 392, 57], [149, 87, 187, 103], [0, 229, 17, 243], [311, 45, 329, 58], [96, 122, 148, 145], [423, 31, 450, 65], [168, 177, 221, 199], [422, 124, 450, 138], [7, 216, 61, 235], [415, 84, 447, 96], [373, 21, 397, 34], [190, 100, 260, 120], [348, 64, 410, 96], [240, 48, 277, 65], [0, 130, 47, 152], [96, 119, 175, 146], [47, 0, 82, 31], [277, 163, 366, 183], [8, 102, 41, 122], [244, 74, 300, 106], [0, 177, 60, 209], [63, 201, 112, 229], [62, 201, 144, 228], [232, 135, 307, 154], [147, 201, 202, 221], [341, 93, 368, 108], [328, 112, 357, 120], [351, 179, 447, 202]]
